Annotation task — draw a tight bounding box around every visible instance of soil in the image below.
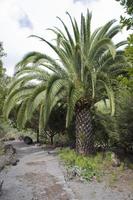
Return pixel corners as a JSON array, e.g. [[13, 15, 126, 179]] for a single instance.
[[0, 141, 133, 200]]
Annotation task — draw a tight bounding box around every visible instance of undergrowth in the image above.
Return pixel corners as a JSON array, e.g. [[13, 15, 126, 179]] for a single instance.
[[0, 142, 4, 155], [59, 148, 113, 181]]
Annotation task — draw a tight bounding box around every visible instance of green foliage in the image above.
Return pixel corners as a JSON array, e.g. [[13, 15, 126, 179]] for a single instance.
[[59, 148, 112, 181], [115, 88, 133, 149], [0, 42, 10, 116], [117, 35, 133, 89], [4, 11, 127, 142], [125, 34, 133, 65], [94, 86, 133, 150], [116, 0, 133, 29], [0, 75, 10, 116], [47, 105, 66, 133], [0, 42, 6, 70], [94, 58, 133, 150], [54, 133, 70, 146], [94, 113, 118, 147], [0, 117, 36, 141], [0, 119, 17, 139], [94, 99, 119, 147], [95, 99, 111, 115]]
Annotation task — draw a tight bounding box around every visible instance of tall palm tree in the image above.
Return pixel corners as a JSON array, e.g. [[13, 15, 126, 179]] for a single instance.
[[4, 10, 127, 154]]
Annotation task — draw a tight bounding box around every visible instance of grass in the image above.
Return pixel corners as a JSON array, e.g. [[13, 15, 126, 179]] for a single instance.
[[59, 148, 113, 181], [59, 148, 133, 192]]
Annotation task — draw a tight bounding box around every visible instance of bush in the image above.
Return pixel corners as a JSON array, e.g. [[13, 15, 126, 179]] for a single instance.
[[94, 113, 119, 148], [94, 88, 133, 151], [0, 118, 37, 142], [115, 89, 133, 150]]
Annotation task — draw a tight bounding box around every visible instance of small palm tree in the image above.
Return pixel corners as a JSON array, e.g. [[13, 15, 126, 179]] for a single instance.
[[4, 10, 127, 154]]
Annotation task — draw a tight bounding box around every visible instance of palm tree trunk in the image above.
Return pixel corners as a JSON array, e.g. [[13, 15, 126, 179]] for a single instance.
[[75, 104, 94, 155]]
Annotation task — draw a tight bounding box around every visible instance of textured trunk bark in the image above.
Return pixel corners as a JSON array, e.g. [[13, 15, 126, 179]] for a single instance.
[[75, 105, 94, 155], [36, 131, 39, 143]]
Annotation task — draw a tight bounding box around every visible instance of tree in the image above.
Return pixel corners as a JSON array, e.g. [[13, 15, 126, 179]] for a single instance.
[[125, 34, 133, 65], [0, 42, 8, 116], [4, 11, 127, 155], [0, 42, 5, 69], [118, 34, 133, 88], [116, 0, 133, 30], [45, 105, 66, 145]]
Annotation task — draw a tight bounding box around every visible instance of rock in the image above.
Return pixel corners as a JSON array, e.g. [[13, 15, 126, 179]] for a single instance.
[[18, 136, 24, 141], [11, 159, 19, 166], [4, 144, 16, 154], [0, 180, 4, 195], [69, 142, 76, 149], [111, 152, 121, 167], [0, 144, 19, 172], [8, 137, 15, 141], [23, 136, 33, 145], [47, 150, 58, 156]]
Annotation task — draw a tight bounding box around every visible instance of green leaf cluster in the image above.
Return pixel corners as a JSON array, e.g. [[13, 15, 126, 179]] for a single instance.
[[3, 11, 127, 142], [116, 0, 133, 29]]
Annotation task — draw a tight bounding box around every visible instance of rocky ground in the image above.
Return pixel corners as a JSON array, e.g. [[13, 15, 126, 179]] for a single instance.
[[0, 141, 133, 200]]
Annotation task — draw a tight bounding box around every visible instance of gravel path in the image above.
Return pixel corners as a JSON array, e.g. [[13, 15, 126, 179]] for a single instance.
[[0, 141, 76, 200], [68, 180, 133, 200], [0, 141, 133, 200]]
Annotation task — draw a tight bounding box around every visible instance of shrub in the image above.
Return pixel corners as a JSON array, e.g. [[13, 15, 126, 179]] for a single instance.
[[94, 112, 119, 148], [115, 88, 133, 150]]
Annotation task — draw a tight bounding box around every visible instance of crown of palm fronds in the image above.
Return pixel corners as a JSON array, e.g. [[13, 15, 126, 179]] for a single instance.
[[4, 10, 128, 132]]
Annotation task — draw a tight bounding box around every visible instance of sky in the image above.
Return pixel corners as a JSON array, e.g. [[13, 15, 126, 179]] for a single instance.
[[0, 0, 131, 76]]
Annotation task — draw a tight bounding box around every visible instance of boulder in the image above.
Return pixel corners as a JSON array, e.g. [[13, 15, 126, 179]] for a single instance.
[[4, 144, 16, 154], [23, 136, 33, 145], [0, 144, 19, 172]]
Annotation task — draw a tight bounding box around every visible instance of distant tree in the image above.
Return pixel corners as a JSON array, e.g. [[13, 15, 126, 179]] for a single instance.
[[116, 0, 133, 30], [116, 33, 133, 90], [45, 105, 66, 145], [0, 42, 6, 75], [0, 42, 8, 116], [125, 34, 133, 65]]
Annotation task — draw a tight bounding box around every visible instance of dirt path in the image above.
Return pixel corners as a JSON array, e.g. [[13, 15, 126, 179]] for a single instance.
[[0, 141, 76, 200], [0, 141, 133, 200]]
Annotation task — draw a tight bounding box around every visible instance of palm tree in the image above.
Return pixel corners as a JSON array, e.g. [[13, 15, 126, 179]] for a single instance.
[[4, 10, 127, 154], [4, 66, 50, 142]]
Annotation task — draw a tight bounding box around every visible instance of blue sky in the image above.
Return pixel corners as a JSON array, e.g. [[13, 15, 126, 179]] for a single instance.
[[18, 13, 33, 29], [0, 0, 131, 76]]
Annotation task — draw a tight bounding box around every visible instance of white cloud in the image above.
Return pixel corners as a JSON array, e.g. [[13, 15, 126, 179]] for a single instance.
[[0, 0, 131, 76]]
